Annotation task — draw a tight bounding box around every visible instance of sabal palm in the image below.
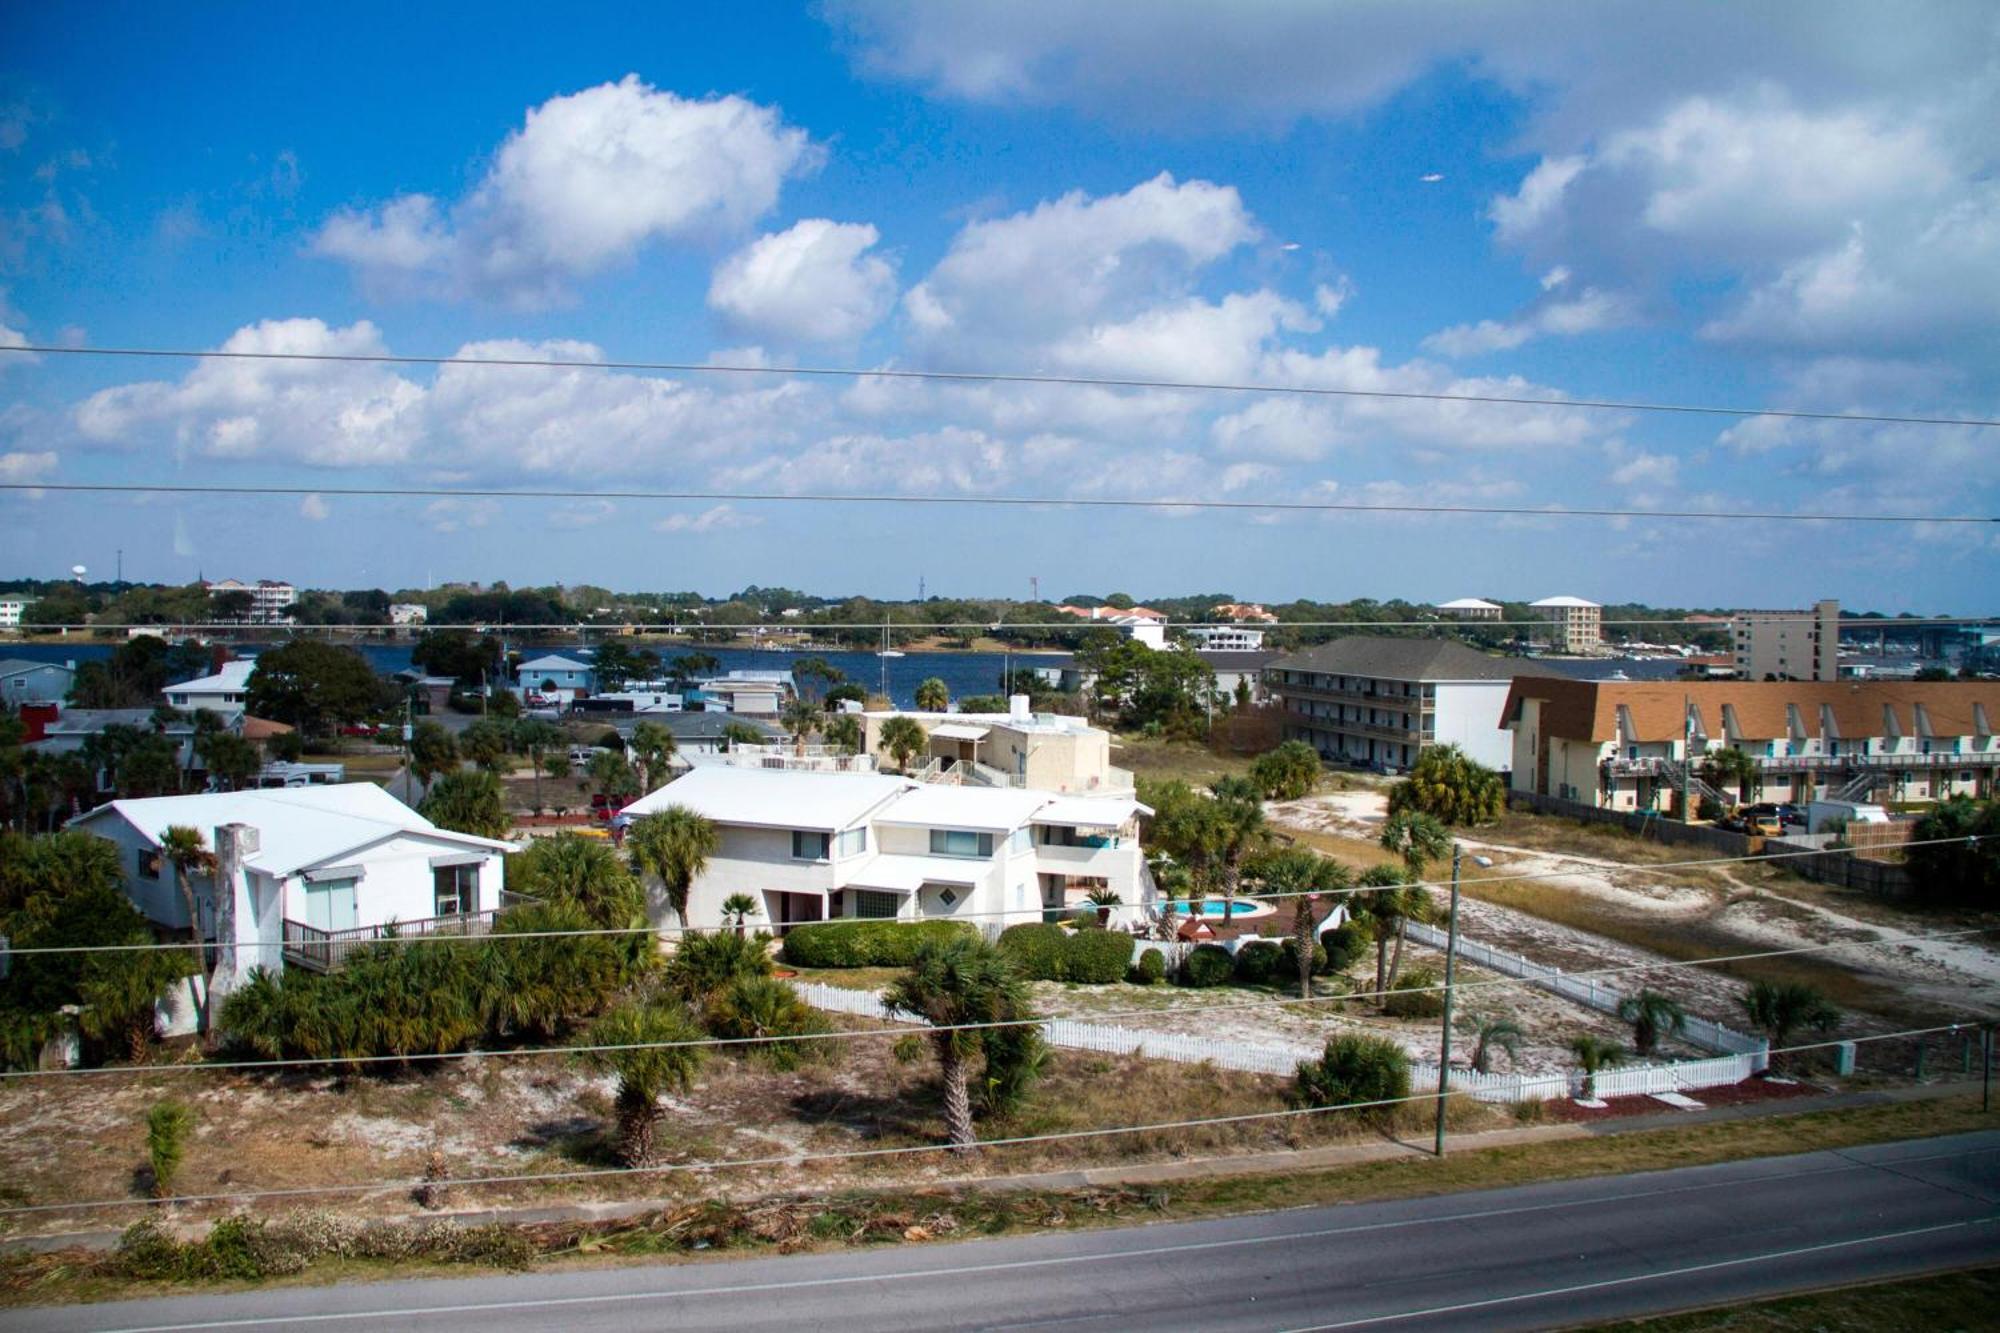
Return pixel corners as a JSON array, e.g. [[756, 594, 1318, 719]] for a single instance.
[[1740, 980, 1840, 1065], [878, 715, 927, 772], [1211, 794, 1268, 922], [1469, 1016, 1524, 1074], [626, 806, 720, 927], [821, 713, 862, 755], [780, 698, 823, 756], [914, 677, 950, 712], [629, 721, 677, 791], [720, 892, 760, 937], [158, 825, 216, 944], [1570, 1034, 1625, 1099], [1379, 810, 1451, 881], [511, 832, 645, 929], [578, 1001, 705, 1166], [883, 936, 1034, 1151], [1249, 846, 1352, 998], [1702, 747, 1760, 805], [1616, 989, 1687, 1056]]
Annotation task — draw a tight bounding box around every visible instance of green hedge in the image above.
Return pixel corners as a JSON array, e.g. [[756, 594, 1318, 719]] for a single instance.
[[1181, 944, 1234, 988], [998, 923, 1132, 984], [1384, 965, 1444, 1018], [779, 920, 977, 968], [1128, 949, 1167, 985], [1279, 938, 1329, 978], [1320, 923, 1370, 973], [1232, 940, 1285, 985]]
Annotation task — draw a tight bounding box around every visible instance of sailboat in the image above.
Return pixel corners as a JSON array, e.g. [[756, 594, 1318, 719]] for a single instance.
[[876, 618, 905, 658]]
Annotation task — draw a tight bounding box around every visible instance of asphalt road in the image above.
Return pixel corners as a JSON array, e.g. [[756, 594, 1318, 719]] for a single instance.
[[11, 1132, 1999, 1333]]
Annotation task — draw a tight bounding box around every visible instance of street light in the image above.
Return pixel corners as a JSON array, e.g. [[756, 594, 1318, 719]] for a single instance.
[[1435, 842, 1494, 1156]]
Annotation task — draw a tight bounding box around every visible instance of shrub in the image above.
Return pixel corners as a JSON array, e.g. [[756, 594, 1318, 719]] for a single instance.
[[145, 1101, 194, 1199], [1320, 922, 1371, 973], [703, 975, 832, 1070], [1063, 928, 1134, 984], [1279, 937, 1329, 979], [1128, 949, 1167, 986], [1384, 965, 1444, 1018], [663, 930, 773, 1002], [597, 729, 625, 750], [1249, 740, 1321, 800], [1294, 1033, 1412, 1124], [1231, 940, 1285, 986], [1180, 944, 1234, 988], [779, 919, 976, 968], [996, 923, 1069, 981]]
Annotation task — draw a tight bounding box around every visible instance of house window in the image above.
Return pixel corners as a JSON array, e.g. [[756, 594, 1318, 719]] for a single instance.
[[792, 830, 831, 861], [852, 889, 900, 919], [137, 848, 162, 880], [433, 863, 478, 916], [835, 826, 867, 857], [935, 887, 958, 907], [1008, 827, 1031, 853], [930, 829, 994, 858]]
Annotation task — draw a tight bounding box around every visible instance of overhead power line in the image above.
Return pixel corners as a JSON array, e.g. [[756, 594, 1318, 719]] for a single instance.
[[19, 615, 2000, 632], [4, 342, 1998, 429], [3, 480, 1993, 525], [0, 1024, 1969, 1218]]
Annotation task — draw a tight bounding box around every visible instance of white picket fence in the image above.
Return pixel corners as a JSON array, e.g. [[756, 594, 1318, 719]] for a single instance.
[[787, 980, 1759, 1103], [1402, 921, 1768, 1064]]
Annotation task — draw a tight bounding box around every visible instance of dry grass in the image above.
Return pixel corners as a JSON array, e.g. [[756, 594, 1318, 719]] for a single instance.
[[1112, 736, 1255, 787], [1593, 1264, 2000, 1331], [1276, 827, 1405, 873]]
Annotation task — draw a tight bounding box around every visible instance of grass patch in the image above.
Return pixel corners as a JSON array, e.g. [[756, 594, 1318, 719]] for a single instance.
[[1112, 735, 1254, 787], [2, 1095, 1988, 1310], [1481, 812, 1733, 868], [1590, 1263, 2000, 1330], [784, 967, 906, 992], [1276, 827, 1404, 873]]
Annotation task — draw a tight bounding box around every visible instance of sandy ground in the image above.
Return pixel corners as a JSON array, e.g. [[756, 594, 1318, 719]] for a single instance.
[[1269, 789, 2000, 1024]]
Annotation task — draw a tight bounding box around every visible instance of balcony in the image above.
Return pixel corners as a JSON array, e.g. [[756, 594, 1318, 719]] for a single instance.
[[282, 892, 537, 971], [1608, 749, 1993, 780], [1271, 679, 1432, 711]]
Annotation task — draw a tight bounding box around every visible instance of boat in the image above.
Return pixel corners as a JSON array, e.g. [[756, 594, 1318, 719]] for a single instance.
[[877, 649, 905, 658], [876, 618, 904, 657]]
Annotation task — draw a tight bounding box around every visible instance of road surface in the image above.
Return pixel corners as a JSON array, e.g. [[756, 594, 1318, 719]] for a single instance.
[[12, 1132, 1998, 1332]]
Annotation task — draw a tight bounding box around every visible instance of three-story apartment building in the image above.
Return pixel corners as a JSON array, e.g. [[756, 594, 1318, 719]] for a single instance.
[[1504, 677, 2000, 811]]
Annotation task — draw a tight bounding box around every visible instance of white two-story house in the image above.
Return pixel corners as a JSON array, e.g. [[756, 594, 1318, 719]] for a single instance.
[[617, 766, 1150, 934]]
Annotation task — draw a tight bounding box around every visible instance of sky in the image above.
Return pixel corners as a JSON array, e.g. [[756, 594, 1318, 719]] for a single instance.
[[0, 1, 1995, 610]]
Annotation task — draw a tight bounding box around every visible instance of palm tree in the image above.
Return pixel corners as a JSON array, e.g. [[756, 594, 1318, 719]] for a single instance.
[[1352, 864, 1414, 997], [1469, 1016, 1524, 1074], [418, 770, 512, 839], [627, 806, 720, 927], [1616, 989, 1688, 1057], [1376, 810, 1451, 988], [780, 697, 823, 757], [629, 721, 677, 792], [508, 831, 645, 928], [195, 731, 261, 792], [821, 713, 862, 756], [1210, 790, 1269, 923], [883, 935, 1035, 1152], [513, 720, 565, 812], [408, 720, 459, 789], [720, 892, 760, 937], [1150, 856, 1191, 938], [577, 1001, 705, 1166], [1702, 746, 1760, 807], [1248, 846, 1353, 999], [878, 715, 928, 773], [158, 825, 216, 947], [459, 718, 515, 775], [1740, 980, 1841, 1068], [585, 750, 641, 807], [914, 677, 950, 712], [719, 721, 764, 753], [1570, 1034, 1625, 1100]]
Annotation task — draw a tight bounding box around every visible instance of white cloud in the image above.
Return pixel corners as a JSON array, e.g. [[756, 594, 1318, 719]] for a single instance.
[[652, 503, 757, 533], [1539, 266, 1571, 291], [424, 498, 497, 533], [1489, 156, 1585, 244], [549, 500, 615, 529], [1313, 280, 1352, 319], [1605, 447, 1679, 490], [1217, 461, 1276, 493], [313, 77, 819, 305], [298, 493, 330, 521], [708, 219, 896, 343], [1423, 286, 1631, 357], [1047, 290, 1315, 383], [0, 449, 55, 482]]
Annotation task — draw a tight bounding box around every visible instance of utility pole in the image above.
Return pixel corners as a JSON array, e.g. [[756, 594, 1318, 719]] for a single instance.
[[1435, 842, 1492, 1155]]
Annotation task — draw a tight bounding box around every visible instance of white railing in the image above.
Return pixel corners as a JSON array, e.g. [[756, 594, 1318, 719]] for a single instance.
[[786, 980, 1761, 1102], [1403, 921, 1768, 1062]]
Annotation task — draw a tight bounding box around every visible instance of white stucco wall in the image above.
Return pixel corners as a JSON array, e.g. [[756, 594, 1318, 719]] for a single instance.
[[304, 833, 505, 929], [1429, 680, 1518, 772]]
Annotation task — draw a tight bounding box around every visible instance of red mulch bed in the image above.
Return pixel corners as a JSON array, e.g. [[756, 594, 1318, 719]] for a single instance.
[[1547, 1076, 1822, 1123]]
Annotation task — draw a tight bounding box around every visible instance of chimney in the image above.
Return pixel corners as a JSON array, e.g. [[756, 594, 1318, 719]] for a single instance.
[[206, 822, 264, 1015]]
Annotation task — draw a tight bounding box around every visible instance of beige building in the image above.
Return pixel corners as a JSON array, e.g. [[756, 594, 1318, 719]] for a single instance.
[[1530, 596, 1602, 653], [1733, 599, 1839, 681], [1435, 597, 1504, 621], [1504, 677, 2000, 812], [860, 700, 1133, 794]]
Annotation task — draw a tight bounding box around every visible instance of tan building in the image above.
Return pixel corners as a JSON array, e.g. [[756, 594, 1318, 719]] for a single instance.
[[1530, 596, 1602, 653], [859, 700, 1132, 794], [1733, 599, 1839, 681], [1504, 677, 2000, 812], [1436, 597, 1504, 621]]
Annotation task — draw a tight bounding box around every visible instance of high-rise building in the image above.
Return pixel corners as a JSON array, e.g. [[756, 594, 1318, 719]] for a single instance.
[[1732, 599, 1839, 681], [1529, 596, 1602, 654]]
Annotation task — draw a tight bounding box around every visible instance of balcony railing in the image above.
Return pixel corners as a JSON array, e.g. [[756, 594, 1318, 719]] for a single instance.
[[1609, 750, 1995, 780], [282, 892, 535, 972]]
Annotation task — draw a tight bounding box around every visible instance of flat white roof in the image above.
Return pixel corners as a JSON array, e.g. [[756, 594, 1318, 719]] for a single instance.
[[874, 784, 1051, 833], [1032, 795, 1151, 827], [620, 766, 913, 831], [70, 783, 512, 876], [844, 853, 985, 892], [930, 722, 991, 741]]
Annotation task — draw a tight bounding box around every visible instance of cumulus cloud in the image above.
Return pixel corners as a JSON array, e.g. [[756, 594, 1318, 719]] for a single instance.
[[0, 449, 55, 482], [1423, 286, 1631, 357], [708, 219, 896, 343], [313, 77, 818, 305], [298, 493, 330, 521], [1047, 290, 1316, 383], [424, 498, 497, 533], [652, 503, 757, 533]]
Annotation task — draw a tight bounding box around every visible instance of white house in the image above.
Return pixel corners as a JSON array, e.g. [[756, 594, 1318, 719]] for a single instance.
[[69, 784, 516, 993], [389, 603, 429, 627], [163, 658, 257, 719], [0, 597, 27, 629], [617, 766, 1150, 934], [689, 670, 793, 715], [1184, 625, 1266, 652]]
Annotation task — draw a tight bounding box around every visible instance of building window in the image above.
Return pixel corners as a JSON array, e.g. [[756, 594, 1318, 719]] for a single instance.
[[138, 848, 162, 880], [792, 830, 831, 861], [835, 827, 867, 857], [930, 829, 994, 858], [1008, 827, 1031, 853], [852, 889, 900, 919], [433, 863, 478, 916], [935, 887, 958, 907]]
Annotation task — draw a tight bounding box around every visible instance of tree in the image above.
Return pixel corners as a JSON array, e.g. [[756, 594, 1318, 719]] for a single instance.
[[267, 730, 305, 763], [577, 1001, 705, 1166], [590, 641, 659, 692], [1385, 744, 1505, 825], [586, 750, 641, 807], [822, 713, 862, 755], [418, 771, 510, 840], [1352, 864, 1417, 996], [146, 1101, 194, 1199], [209, 588, 255, 621], [410, 629, 502, 685], [408, 720, 459, 787], [245, 640, 391, 740], [1701, 747, 1759, 807], [512, 719, 565, 809], [629, 721, 677, 792], [720, 892, 760, 937], [780, 697, 822, 756], [1468, 1016, 1523, 1074], [915, 677, 950, 712], [117, 737, 184, 798], [1905, 797, 2000, 907], [1740, 980, 1840, 1066], [459, 718, 516, 774], [1247, 846, 1353, 998], [1249, 740, 1321, 801], [1208, 784, 1269, 922], [879, 715, 927, 773], [626, 806, 719, 927], [1570, 1035, 1625, 1100], [883, 935, 1036, 1151], [158, 825, 215, 945], [508, 831, 646, 929], [1376, 811, 1449, 988], [1293, 1033, 1411, 1127], [195, 731, 261, 791], [720, 722, 764, 752], [825, 682, 867, 708], [1616, 989, 1687, 1057]]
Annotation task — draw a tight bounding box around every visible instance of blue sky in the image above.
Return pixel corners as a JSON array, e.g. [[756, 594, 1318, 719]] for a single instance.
[[0, 1, 1995, 610]]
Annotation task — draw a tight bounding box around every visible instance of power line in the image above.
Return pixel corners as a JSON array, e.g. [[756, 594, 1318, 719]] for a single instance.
[[5, 480, 1994, 525], [0, 1024, 1969, 1219], [5, 342, 1998, 429], [6, 921, 1990, 1081], [17, 615, 2000, 631], [8, 835, 1979, 959]]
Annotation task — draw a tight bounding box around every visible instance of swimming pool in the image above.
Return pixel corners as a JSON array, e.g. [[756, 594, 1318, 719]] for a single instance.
[[1170, 901, 1274, 921]]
